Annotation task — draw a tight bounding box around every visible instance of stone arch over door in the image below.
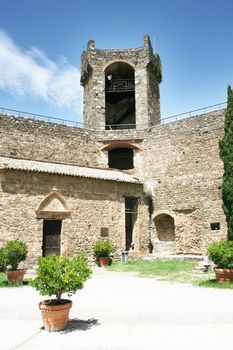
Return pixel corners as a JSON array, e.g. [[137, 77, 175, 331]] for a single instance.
[[36, 189, 70, 257], [36, 189, 70, 219], [153, 211, 175, 241]]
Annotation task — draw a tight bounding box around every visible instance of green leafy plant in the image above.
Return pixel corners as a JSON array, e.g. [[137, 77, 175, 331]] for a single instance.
[[4, 240, 28, 270], [0, 248, 6, 272], [207, 240, 233, 268], [30, 253, 92, 304], [219, 86, 233, 240], [93, 240, 114, 259]]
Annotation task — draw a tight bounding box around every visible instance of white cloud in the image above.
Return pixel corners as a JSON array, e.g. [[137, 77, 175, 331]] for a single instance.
[[0, 30, 83, 112]]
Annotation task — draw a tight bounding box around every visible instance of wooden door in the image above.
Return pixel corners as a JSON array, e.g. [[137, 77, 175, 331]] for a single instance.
[[42, 220, 61, 256]]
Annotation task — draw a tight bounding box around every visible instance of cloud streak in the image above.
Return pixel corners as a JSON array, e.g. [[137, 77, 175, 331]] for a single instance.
[[0, 30, 82, 111]]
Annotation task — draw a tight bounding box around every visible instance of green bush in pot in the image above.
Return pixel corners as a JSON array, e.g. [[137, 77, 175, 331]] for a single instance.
[[208, 240, 233, 282], [30, 253, 92, 331], [3, 240, 28, 284], [4, 240, 28, 270], [0, 247, 6, 272], [93, 240, 114, 259], [93, 240, 114, 267], [207, 240, 233, 269], [30, 253, 92, 303]]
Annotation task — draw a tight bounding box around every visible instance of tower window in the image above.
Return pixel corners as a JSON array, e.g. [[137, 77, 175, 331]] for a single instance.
[[105, 62, 135, 130], [108, 148, 134, 170]]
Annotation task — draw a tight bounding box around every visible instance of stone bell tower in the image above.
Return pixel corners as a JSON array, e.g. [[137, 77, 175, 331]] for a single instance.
[[81, 35, 162, 130]]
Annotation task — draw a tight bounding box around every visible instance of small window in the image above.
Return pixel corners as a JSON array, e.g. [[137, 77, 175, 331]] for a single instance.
[[108, 148, 134, 170], [210, 223, 220, 231]]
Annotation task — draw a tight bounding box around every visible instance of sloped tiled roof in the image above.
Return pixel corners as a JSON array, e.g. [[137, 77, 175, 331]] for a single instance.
[[0, 156, 141, 184]]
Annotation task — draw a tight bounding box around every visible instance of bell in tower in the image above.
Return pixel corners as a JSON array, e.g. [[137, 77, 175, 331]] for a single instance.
[[81, 35, 162, 130]]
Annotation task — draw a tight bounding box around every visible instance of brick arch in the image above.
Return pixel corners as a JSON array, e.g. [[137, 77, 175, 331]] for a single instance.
[[101, 141, 140, 151], [153, 211, 175, 241], [103, 59, 136, 72]]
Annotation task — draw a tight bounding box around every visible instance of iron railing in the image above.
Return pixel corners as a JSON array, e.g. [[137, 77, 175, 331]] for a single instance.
[[0, 102, 226, 131], [0, 107, 83, 128], [105, 102, 226, 130], [160, 102, 226, 125], [106, 79, 135, 92]]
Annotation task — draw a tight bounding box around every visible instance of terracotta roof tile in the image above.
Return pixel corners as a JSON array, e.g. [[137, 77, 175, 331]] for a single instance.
[[0, 156, 141, 184]]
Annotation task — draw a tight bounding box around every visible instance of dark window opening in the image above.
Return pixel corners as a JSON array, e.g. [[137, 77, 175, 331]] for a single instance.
[[105, 62, 135, 130], [154, 214, 175, 241], [211, 222, 220, 231], [108, 148, 134, 170], [125, 197, 138, 251], [42, 219, 62, 256]]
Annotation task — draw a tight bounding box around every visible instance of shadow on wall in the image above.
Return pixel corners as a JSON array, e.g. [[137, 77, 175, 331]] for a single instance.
[[143, 189, 154, 253]]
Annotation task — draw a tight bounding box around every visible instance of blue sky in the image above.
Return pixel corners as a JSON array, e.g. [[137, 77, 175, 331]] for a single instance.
[[0, 0, 232, 125]]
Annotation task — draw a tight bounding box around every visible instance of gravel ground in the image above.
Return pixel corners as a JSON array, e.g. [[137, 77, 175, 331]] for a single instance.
[[1, 268, 233, 350]]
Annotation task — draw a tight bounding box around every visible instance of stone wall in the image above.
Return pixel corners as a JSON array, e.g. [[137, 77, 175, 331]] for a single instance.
[[0, 114, 99, 167], [140, 110, 226, 254], [95, 109, 226, 255], [0, 169, 148, 266], [0, 108, 227, 257]]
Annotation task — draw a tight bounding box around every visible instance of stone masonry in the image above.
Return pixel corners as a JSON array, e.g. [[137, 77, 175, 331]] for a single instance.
[[0, 35, 227, 265], [0, 169, 147, 266]]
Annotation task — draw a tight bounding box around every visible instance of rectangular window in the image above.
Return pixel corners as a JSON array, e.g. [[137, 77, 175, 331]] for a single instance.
[[210, 223, 220, 231]]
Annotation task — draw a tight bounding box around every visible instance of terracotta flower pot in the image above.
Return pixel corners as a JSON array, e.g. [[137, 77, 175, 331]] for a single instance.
[[39, 299, 72, 331], [7, 269, 26, 284], [214, 268, 233, 282], [98, 257, 110, 267]]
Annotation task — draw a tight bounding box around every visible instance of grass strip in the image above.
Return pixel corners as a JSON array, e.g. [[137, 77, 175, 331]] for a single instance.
[[108, 259, 233, 289]]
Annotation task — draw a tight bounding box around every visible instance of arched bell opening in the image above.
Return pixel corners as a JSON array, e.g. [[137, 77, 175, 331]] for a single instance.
[[105, 62, 135, 130]]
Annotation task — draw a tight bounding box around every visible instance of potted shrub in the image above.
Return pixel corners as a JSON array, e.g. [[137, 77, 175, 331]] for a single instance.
[[207, 240, 233, 282], [30, 253, 92, 331], [0, 248, 6, 272], [4, 240, 28, 284], [93, 240, 114, 267], [0, 247, 6, 272]]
